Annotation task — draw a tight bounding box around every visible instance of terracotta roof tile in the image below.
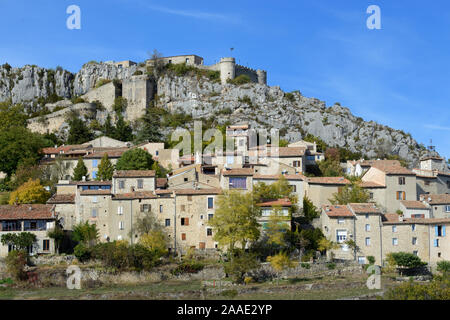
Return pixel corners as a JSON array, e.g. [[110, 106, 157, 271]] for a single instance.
[[174, 188, 221, 195], [253, 174, 305, 181], [400, 200, 428, 209], [371, 162, 415, 175], [222, 168, 254, 176], [84, 148, 128, 159], [308, 177, 350, 185], [322, 205, 354, 217], [156, 178, 168, 188], [360, 181, 386, 188], [47, 194, 75, 204], [420, 194, 450, 205], [259, 147, 306, 157], [348, 203, 382, 214], [76, 181, 111, 186], [113, 170, 156, 178], [0, 204, 55, 220], [112, 191, 157, 200], [257, 198, 292, 207], [80, 190, 111, 196]]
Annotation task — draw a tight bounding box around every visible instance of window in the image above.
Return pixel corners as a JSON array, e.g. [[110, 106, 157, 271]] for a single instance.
[[181, 205, 185, 212], [2, 221, 21, 231], [181, 218, 189, 226], [207, 228, 213, 236], [119, 221, 124, 230], [165, 219, 170, 227], [369, 192, 374, 200], [92, 171, 98, 179], [447, 181, 450, 188], [435, 225, 445, 237], [434, 239, 440, 247], [92, 196, 98, 203], [159, 205, 163, 213], [208, 214, 214, 221], [392, 238, 398, 246], [140, 204, 150, 212], [392, 226, 397, 233], [91, 208, 97, 218], [358, 257, 366, 265], [181, 233, 186, 241], [336, 230, 347, 243], [184, 178, 188, 182], [413, 251, 418, 256], [337, 218, 345, 224], [293, 161, 301, 167], [226, 156, 234, 164], [207, 197, 214, 209], [365, 224, 371, 232], [119, 181, 125, 189], [291, 185, 297, 193], [92, 160, 98, 168], [412, 237, 417, 245], [185, 58, 189, 63], [187, 195, 192, 202], [43, 239, 50, 251], [229, 177, 247, 189], [396, 191, 406, 200], [398, 177, 406, 185], [137, 179, 143, 189], [365, 237, 371, 246], [412, 224, 416, 231], [117, 206, 123, 215], [365, 214, 369, 219], [446, 205, 450, 213]]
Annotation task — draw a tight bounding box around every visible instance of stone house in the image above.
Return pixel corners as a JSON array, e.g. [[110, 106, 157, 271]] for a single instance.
[[399, 200, 431, 219], [305, 177, 351, 209], [220, 168, 254, 192], [0, 204, 56, 257], [256, 198, 293, 232], [361, 162, 417, 212], [420, 194, 450, 219], [253, 174, 305, 208]]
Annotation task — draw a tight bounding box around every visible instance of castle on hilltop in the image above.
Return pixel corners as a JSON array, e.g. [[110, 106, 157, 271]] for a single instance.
[[146, 54, 267, 85]]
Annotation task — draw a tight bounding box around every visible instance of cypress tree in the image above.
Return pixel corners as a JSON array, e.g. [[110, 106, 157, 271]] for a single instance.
[[96, 153, 114, 181], [72, 157, 88, 181]]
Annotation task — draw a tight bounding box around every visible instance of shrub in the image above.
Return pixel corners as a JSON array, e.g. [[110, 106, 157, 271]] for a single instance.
[[71, 97, 86, 104], [388, 252, 426, 270], [244, 276, 253, 285], [367, 256, 376, 265], [437, 261, 450, 274], [221, 289, 238, 298], [5, 250, 28, 281], [228, 74, 251, 85], [133, 70, 143, 76], [385, 277, 450, 300], [171, 261, 205, 276], [326, 263, 336, 270], [301, 263, 311, 269], [224, 251, 259, 284], [74, 243, 92, 262], [95, 78, 112, 88]]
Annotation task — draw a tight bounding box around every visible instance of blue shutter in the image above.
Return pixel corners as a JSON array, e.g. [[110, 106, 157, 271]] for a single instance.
[[434, 239, 438, 247], [443, 226, 446, 237], [435, 226, 439, 237], [92, 171, 97, 179]]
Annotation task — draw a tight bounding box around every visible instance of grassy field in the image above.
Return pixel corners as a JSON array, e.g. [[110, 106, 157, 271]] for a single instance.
[[0, 274, 390, 300]]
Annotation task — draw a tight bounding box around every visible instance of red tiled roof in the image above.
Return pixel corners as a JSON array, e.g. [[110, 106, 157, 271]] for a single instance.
[[80, 190, 111, 196], [348, 203, 382, 214], [322, 205, 354, 217], [222, 168, 254, 176], [400, 200, 428, 209], [112, 191, 157, 200], [382, 214, 450, 225], [84, 148, 128, 159], [382, 213, 400, 223], [156, 178, 168, 188], [76, 181, 111, 186], [257, 198, 292, 207], [308, 177, 350, 185], [113, 170, 156, 178], [420, 194, 450, 205], [0, 204, 55, 220], [259, 147, 306, 157], [253, 174, 305, 181], [42, 145, 86, 155], [174, 188, 221, 195], [371, 162, 415, 175], [47, 194, 75, 204], [360, 181, 386, 188]]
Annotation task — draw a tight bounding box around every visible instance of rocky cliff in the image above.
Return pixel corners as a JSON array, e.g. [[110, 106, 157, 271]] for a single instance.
[[0, 61, 435, 165]]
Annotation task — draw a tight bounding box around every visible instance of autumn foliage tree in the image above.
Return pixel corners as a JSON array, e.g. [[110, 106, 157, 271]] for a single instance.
[[9, 178, 50, 204]]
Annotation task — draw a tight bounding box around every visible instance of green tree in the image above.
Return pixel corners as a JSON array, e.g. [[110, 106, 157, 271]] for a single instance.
[[318, 148, 342, 177], [302, 196, 319, 221], [115, 148, 154, 170], [223, 250, 259, 284], [0, 126, 47, 176], [112, 97, 128, 114], [112, 115, 134, 142], [67, 116, 94, 145], [9, 178, 50, 204], [330, 180, 370, 205], [102, 114, 115, 137], [72, 157, 89, 181], [134, 109, 164, 143], [209, 190, 261, 251], [265, 206, 290, 247], [96, 153, 114, 181], [47, 225, 65, 254], [72, 221, 99, 248], [132, 210, 163, 236], [1, 232, 37, 251], [437, 260, 450, 276], [151, 161, 169, 178], [387, 252, 427, 275]]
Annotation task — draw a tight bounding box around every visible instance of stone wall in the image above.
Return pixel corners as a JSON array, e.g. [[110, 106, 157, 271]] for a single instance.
[[122, 75, 155, 122], [81, 81, 117, 112]]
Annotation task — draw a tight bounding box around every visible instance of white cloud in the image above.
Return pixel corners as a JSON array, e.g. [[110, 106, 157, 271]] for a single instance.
[[423, 124, 450, 131]]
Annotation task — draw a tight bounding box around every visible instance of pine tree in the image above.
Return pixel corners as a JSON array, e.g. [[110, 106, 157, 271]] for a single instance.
[[96, 153, 114, 181], [134, 109, 163, 143], [113, 115, 134, 142], [72, 157, 88, 181]]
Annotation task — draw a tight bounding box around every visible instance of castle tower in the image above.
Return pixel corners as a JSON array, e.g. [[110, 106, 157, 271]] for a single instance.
[[257, 69, 267, 85], [219, 57, 236, 84]]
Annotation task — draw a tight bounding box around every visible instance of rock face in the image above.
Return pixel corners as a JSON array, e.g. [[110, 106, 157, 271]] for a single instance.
[[0, 61, 436, 165]]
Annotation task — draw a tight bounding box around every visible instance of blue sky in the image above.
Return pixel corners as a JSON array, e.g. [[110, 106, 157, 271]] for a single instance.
[[0, 0, 449, 159]]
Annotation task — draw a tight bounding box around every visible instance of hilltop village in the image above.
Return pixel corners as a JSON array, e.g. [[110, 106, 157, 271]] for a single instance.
[[0, 121, 448, 268], [0, 54, 448, 275]]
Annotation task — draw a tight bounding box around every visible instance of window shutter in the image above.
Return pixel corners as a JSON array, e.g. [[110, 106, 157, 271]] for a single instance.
[[185, 218, 189, 226], [443, 226, 446, 237], [435, 226, 439, 237], [434, 239, 438, 247]]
